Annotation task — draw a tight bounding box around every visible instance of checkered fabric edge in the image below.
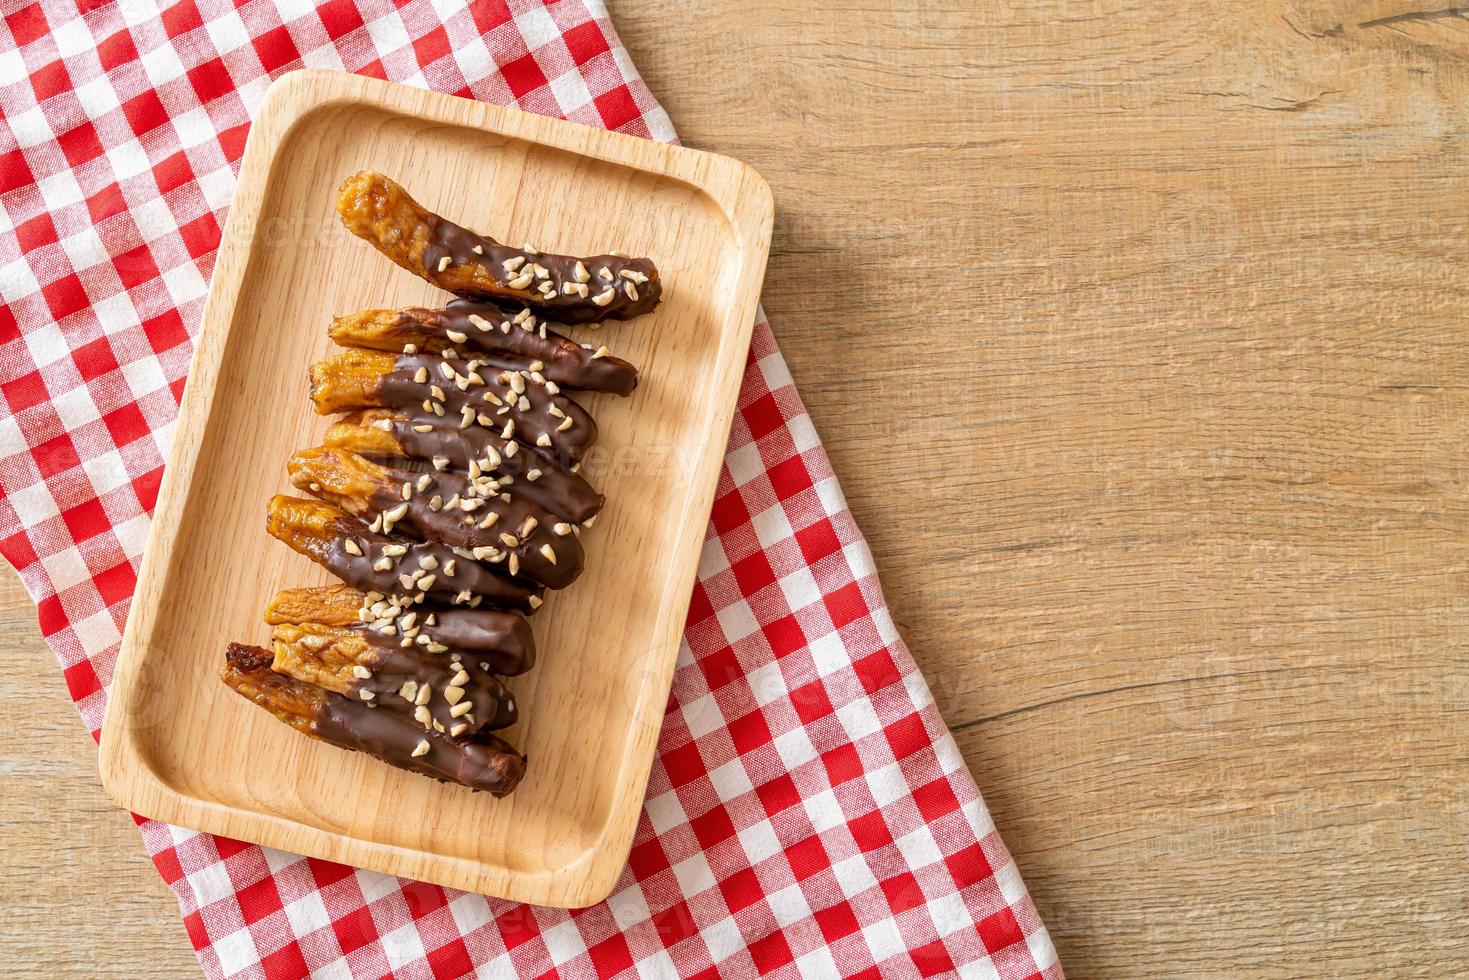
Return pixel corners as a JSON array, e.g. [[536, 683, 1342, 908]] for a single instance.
[[0, 1, 1061, 977]]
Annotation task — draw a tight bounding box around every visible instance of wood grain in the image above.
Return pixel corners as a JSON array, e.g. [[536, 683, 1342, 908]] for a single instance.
[[96, 70, 771, 908], [0, 565, 197, 978], [4, 0, 1467, 974], [611, 0, 1469, 975]]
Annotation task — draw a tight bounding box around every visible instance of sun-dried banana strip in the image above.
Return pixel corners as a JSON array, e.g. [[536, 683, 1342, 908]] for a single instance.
[[330, 303, 638, 396], [308, 348, 597, 465], [263, 585, 537, 675], [270, 622, 517, 741], [265, 495, 544, 613], [323, 410, 603, 524], [289, 447, 583, 590], [221, 643, 524, 796], [337, 171, 661, 324]]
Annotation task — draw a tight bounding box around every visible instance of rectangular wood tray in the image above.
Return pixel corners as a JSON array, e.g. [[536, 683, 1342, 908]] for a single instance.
[[98, 69, 773, 907]]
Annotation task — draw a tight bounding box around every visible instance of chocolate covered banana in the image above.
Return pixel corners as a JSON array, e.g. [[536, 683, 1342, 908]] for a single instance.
[[337, 172, 661, 324], [330, 302, 638, 395], [288, 447, 584, 589], [270, 622, 517, 741], [309, 348, 597, 465], [323, 410, 603, 524], [265, 495, 544, 613], [265, 585, 537, 675], [221, 643, 525, 796]]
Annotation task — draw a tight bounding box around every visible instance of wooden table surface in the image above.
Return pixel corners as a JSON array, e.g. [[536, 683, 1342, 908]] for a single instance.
[[3, 1, 1466, 976]]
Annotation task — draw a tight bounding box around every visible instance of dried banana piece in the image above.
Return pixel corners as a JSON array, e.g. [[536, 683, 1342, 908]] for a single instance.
[[337, 172, 661, 324], [308, 348, 597, 465], [263, 585, 537, 675], [323, 410, 603, 524], [221, 643, 525, 796], [265, 495, 543, 613], [329, 302, 638, 396], [262, 584, 366, 628], [270, 622, 517, 740], [220, 642, 318, 735], [289, 447, 583, 590]]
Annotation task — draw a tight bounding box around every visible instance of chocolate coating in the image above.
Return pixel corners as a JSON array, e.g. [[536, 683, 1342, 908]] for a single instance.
[[440, 300, 638, 394], [354, 632, 517, 738], [314, 693, 524, 796], [375, 351, 596, 465], [320, 525, 542, 613], [403, 606, 536, 675], [374, 466, 584, 590], [421, 217, 661, 324], [388, 420, 603, 523]]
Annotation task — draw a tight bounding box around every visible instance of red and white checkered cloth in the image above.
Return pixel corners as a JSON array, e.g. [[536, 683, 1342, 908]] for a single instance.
[[0, 2, 1062, 977]]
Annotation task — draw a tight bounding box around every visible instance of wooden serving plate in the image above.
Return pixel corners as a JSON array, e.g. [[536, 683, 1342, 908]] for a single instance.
[[98, 69, 773, 907]]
